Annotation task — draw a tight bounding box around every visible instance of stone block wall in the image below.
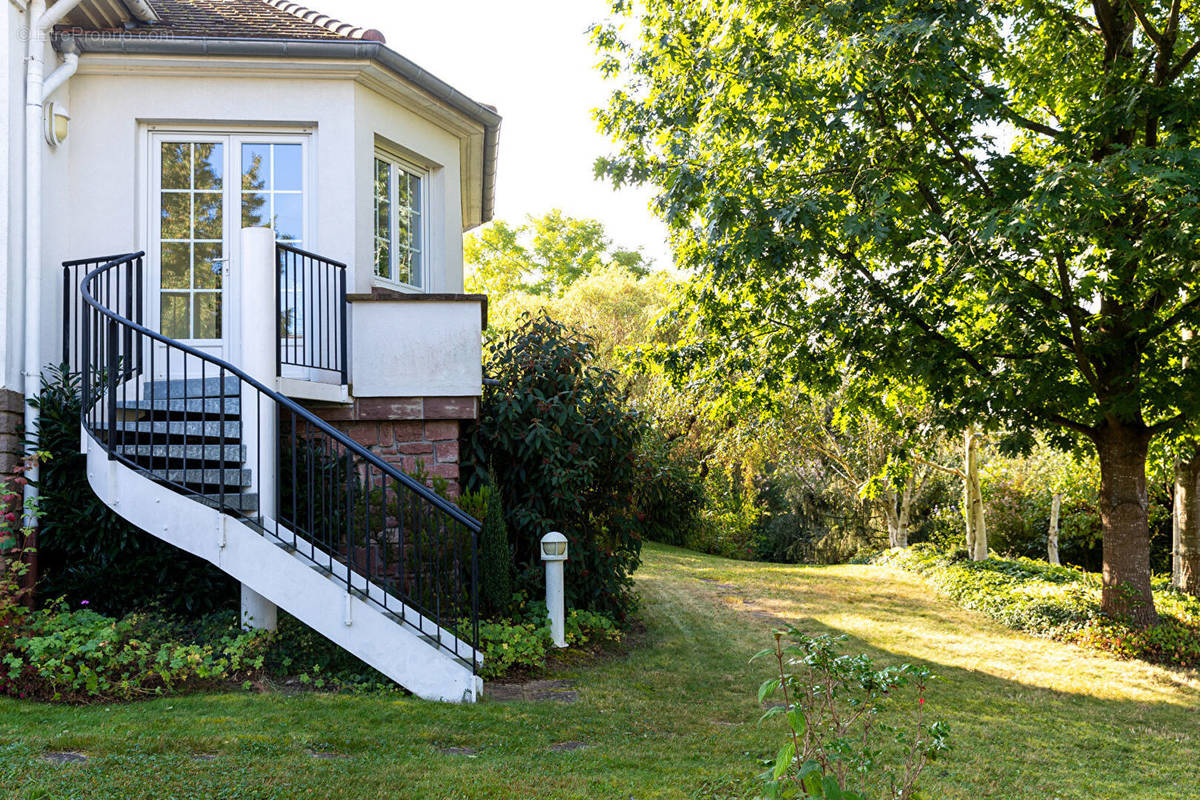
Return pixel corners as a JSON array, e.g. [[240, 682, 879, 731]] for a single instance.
[[0, 389, 23, 480], [307, 396, 478, 496]]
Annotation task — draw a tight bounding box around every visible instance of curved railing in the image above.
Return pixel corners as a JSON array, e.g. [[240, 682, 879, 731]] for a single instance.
[[75, 252, 480, 670]]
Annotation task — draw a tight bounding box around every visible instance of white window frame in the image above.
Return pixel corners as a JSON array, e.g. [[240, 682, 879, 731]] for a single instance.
[[373, 150, 429, 292]]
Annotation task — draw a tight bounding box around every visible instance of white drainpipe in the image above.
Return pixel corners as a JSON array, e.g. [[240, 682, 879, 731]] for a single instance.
[[22, 0, 84, 525]]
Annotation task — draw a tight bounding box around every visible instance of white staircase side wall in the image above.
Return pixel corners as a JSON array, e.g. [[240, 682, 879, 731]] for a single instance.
[[85, 432, 481, 703]]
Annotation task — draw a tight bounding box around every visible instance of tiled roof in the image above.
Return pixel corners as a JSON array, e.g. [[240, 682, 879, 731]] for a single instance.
[[56, 0, 386, 41]]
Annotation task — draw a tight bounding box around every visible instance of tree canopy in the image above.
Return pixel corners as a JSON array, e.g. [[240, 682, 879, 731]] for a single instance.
[[465, 209, 651, 297], [594, 0, 1200, 624]]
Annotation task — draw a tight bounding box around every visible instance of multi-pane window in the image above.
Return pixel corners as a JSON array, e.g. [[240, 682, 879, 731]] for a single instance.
[[242, 143, 304, 337], [160, 141, 224, 340], [241, 143, 304, 245], [373, 154, 424, 289]]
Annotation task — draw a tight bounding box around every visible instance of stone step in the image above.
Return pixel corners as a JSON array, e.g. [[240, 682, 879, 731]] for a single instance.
[[147, 375, 239, 400], [195, 493, 259, 513], [116, 443, 246, 463], [117, 397, 240, 416], [148, 467, 252, 488], [98, 419, 241, 439]]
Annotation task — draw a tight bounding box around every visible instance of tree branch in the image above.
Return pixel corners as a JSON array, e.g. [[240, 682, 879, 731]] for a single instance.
[[912, 455, 965, 479], [1150, 412, 1185, 435], [948, 63, 1065, 138], [905, 92, 995, 198], [830, 246, 989, 376], [1125, 0, 1163, 44], [1054, 252, 1104, 398], [1048, 412, 1098, 436], [1167, 40, 1200, 82]]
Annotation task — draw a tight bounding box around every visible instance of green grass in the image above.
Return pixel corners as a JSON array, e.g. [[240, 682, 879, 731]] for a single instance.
[[2, 543, 1200, 799]]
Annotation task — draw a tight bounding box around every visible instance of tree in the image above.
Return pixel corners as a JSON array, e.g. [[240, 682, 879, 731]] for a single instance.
[[594, 0, 1200, 626], [919, 428, 990, 561], [465, 210, 650, 298]]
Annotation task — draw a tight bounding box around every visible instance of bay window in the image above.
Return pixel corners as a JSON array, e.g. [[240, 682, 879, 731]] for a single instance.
[[373, 153, 426, 289]]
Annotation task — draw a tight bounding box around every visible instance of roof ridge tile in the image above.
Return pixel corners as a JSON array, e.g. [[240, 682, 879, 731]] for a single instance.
[[259, 0, 386, 42]]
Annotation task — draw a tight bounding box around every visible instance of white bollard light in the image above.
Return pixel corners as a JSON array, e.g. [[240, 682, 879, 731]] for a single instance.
[[540, 531, 568, 648]]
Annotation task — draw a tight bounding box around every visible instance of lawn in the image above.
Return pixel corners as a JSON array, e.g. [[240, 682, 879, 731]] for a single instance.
[[2, 543, 1199, 799]]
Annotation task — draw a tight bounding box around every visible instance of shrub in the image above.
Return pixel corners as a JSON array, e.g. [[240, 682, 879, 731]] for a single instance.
[[464, 313, 645, 619], [0, 604, 268, 702], [878, 544, 1200, 668], [30, 366, 236, 616], [632, 428, 704, 547], [754, 629, 949, 799], [457, 476, 515, 618]]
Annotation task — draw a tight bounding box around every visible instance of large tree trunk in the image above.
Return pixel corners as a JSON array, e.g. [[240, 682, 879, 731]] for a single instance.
[[1048, 492, 1062, 566], [1095, 421, 1157, 627], [1174, 451, 1200, 596], [964, 427, 987, 560]]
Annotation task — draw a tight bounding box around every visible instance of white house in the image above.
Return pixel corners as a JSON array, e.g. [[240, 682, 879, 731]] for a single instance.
[[0, 0, 502, 701]]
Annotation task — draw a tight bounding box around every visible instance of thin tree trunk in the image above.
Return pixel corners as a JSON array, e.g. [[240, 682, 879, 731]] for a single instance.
[[1174, 451, 1200, 596], [1094, 421, 1158, 626], [1173, 472, 1182, 588], [1048, 492, 1062, 565], [964, 427, 987, 560], [895, 481, 913, 549], [883, 491, 904, 549]]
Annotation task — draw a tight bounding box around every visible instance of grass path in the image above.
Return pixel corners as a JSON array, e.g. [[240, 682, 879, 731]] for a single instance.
[[2, 544, 1199, 799]]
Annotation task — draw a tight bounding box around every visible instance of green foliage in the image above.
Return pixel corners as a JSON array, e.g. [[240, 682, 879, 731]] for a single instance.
[[475, 619, 551, 680], [474, 608, 622, 680], [464, 313, 645, 619], [630, 428, 705, 548], [261, 611, 399, 693], [465, 210, 650, 298], [30, 366, 236, 616], [595, 0, 1200, 621], [457, 477, 515, 618], [0, 466, 41, 652], [878, 545, 1200, 667], [753, 629, 949, 799], [0, 604, 268, 702]]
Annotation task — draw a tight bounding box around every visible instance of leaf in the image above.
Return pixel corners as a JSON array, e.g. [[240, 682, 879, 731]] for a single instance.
[[772, 741, 796, 780]]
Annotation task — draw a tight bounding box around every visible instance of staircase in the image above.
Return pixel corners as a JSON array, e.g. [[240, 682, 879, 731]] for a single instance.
[[68, 246, 483, 702]]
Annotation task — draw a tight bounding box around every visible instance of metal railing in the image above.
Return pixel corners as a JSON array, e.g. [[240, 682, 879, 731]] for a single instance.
[[74, 251, 479, 670], [276, 243, 348, 384], [62, 254, 141, 375]]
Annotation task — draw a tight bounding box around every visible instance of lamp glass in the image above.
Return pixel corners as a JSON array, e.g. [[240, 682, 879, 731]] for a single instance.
[[542, 540, 566, 557], [53, 112, 68, 144]]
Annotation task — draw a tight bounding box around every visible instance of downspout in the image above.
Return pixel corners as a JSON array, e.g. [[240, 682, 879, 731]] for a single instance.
[[22, 1, 84, 535]]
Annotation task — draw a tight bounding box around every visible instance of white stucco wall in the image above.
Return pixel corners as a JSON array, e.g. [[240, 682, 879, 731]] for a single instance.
[[0, 3, 13, 394], [353, 83, 466, 295], [350, 300, 482, 397], [25, 53, 482, 400]]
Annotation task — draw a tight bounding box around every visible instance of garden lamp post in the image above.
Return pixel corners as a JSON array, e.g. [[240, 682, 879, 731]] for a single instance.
[[541, 532, 568, 648]]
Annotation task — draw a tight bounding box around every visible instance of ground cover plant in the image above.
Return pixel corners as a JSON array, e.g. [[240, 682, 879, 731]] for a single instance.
[[1, 543, 1199, 799], [877, 544, 1200, 667]]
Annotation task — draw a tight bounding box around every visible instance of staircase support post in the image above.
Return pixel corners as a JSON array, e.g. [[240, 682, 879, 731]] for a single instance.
[[239, 227, 279, 631]]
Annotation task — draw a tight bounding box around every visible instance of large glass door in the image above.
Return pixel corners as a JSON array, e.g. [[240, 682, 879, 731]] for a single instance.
[[149, 132, 309, 377]]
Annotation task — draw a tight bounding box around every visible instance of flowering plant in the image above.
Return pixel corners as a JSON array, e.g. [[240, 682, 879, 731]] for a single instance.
[[1, 454, 48, 647], [752, 629, 949, 799]]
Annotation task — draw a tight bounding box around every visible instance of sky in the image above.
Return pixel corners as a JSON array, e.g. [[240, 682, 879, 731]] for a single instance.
[[335, 0, 674, 267]]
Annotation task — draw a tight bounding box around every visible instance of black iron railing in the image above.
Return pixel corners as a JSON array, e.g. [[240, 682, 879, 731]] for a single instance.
[[276, 243, 348, 384], [62, 254, 142, 375], [75, 252, 479, 671]]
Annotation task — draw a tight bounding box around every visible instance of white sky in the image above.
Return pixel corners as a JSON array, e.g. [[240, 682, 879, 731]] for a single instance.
[[335, 0, 674, 267]]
